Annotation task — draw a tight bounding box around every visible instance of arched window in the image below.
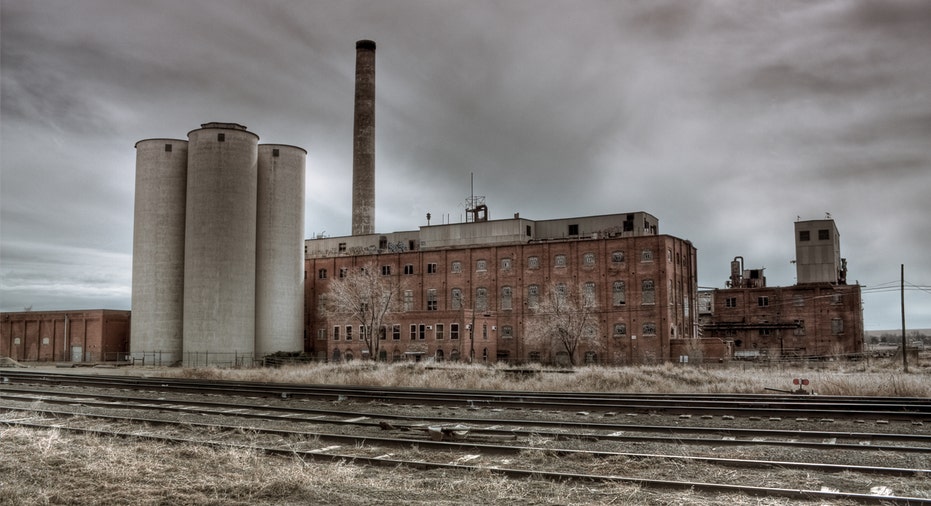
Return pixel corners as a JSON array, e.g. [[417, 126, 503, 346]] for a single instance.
[[332, 349, 341, 362]]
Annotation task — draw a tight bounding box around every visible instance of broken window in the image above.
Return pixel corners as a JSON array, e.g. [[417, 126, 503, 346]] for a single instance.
[[612, 281, 626, 306], [500, 286, 512, 310], [641, 279, 655, 305]]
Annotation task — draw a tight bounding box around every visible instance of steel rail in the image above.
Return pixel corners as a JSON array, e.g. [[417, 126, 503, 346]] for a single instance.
[[3, 390, 931, 453], [3, 371, 929, 419], [2, 418, 928, 505], [3, 409, 928, 477]]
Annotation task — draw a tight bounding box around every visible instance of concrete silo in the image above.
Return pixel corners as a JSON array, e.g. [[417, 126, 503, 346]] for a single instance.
[[131, 139, 188, 364], [255, 144, 307, 356], [183, 122, 259, 366]]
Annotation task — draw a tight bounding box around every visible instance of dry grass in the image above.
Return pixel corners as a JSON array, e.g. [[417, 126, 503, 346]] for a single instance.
[[169, 359, 931, 397], [0, 423, 846, 505]]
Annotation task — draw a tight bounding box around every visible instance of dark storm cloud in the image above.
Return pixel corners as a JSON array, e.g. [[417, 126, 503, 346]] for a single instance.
[[1, 0, 929, 330]]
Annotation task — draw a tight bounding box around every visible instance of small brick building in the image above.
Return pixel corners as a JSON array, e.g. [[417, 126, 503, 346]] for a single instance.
[[0, 310, 131, 363]]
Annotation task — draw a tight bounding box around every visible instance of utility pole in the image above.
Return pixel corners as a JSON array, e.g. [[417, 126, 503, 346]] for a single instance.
[[901, 264, 908, 373]]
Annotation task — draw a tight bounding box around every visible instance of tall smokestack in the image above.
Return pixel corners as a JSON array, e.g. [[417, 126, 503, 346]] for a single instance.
[[352, 39, 376, 236]]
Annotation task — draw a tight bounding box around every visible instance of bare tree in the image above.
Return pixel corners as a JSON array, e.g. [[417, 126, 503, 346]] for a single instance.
[[324, 261, 403, 360], [524, 281, 600, 366]]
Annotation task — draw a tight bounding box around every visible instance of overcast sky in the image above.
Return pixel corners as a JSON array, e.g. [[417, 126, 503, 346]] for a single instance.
[[2, 0, 929, 331]]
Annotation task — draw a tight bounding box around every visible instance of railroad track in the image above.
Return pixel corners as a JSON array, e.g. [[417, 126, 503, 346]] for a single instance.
[[3, 369, 930, 419], [2, 371, 930, 503]]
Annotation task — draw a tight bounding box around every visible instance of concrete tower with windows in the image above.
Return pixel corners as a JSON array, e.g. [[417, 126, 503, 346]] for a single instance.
[[794, 218, 846, 285]]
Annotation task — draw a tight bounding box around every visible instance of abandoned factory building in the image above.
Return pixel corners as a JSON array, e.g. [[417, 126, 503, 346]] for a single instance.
[[305, 211, 699, 366]]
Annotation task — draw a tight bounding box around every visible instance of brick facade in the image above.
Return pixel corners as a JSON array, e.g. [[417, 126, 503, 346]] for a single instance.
[[701, 284, 864, 359], [0, 310, 131, 362], [305, 232, 698, 365]]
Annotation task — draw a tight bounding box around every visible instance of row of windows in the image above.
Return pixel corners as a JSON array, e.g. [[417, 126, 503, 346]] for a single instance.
[[322, 322, 654, 340], [315, 249, 686, 279], [324, 323, 515, 341], [722, 293, 844, 308], [396, 281, 654, 312]]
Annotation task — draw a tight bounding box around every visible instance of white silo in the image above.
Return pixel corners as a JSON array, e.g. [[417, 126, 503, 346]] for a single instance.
[[183, 122, 259, 366], [255, 144, 307, 356], [131, 139, 188, 365]]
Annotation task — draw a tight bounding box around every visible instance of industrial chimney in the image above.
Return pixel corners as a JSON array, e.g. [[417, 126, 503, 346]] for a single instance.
[[351, 39, 376, 236]]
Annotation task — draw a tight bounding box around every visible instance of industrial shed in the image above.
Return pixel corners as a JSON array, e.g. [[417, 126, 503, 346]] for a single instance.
[[0, 310, 130, 363]]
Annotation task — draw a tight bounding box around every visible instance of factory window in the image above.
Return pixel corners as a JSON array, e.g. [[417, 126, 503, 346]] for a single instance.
[[392, 324, 400, 340], [217, 133, 225, 142], [338, 243, 346, 252], [403, 290, 413, 311], [345, 326, 352, 341], [339, 268, 348, 279], [500, 286, 512, 310], [419, 324, 426, 340], [476, 259, 487, 272], [584, 352, 597, 365], [794, 319, 805, 336], [583, 282, 596, 307], [502, 325, 513, 338], [451, 323, 460, 340], [799, 230, 810, 241], [528, 351, 541, 363], [436, 323, 445, 340], [759, 328, 772, 337], [381, 265, 392, 276], [164, 143, 172, 152], [612, 281, 626, 306], [641, 249, 653, 262], [526, 225, 532, 236], [568, 224, 579, 236], [528, 256, 540, 269], [554, 254, 567, 268], [426, 289, 437, 311], [410, 324, 417, 340], [404, 264, 414, 275], [794, 295, 805, 307], [360, 325, 366, 341], [832, 318, 844, 335], [831, 293, 843, 305], [271, 148, 279, 157], [317, 329, 327, 341], [318, 269, 327, 279], [725, 297, 737, 308], [333, 326, 340, 341], [501, 258, 512, 271], [427, 263, 437, 274], [757, 296, 769, 307], [667, 249, 672, 262], [482, 323, 488, 340], [642, 322, 657, 336], [317, 295, 328, 314], [642, 280, 655, 305], [379, 350, 387, 361], [451, 288, 462, 310], [819, 229, 830, 240], [611, 251, 624, 263], [475, 287, 488, 311], [613, 323, 627, 336], [379, 326, 387, 340], [451, 261, 462, 273], [583, 252, 595, 266], [527, 284, 540, 308], [554, 282, 568, 303]]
